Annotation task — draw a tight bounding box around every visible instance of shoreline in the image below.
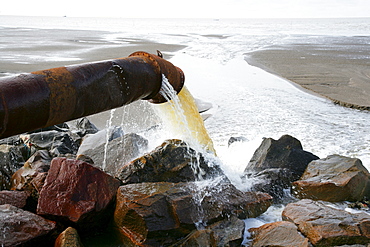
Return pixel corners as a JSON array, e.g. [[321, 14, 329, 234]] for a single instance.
[[244, 42, 370, 111], [0, 27, 186, 76]]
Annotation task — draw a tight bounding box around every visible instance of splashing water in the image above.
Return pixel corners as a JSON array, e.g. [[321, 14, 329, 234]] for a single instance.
[[153, 74, 216, 155], [102, 108, 116, 171]]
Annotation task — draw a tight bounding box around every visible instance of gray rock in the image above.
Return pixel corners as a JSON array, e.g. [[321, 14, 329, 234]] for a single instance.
[[0, 144, 25, 190], [80, 132, 148, 175]]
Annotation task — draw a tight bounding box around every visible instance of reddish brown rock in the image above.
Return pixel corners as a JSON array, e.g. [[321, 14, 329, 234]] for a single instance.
[[0, 190, 29, 209], [249, 221, 311, 247], [0, 204, 56, 247], [282, 199, 370, 246], [114, 181, 272, 246], [292, 155, 370, 202], [37, 157, 120, 230], [54, 227, 84, 247]]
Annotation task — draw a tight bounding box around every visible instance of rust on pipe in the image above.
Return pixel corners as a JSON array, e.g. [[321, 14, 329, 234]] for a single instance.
[[0, 51, 184, 139]]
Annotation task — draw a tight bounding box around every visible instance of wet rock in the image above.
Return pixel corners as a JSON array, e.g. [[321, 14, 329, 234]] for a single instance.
[[292, 155, 370, 202], [54, 227, 84, 247], [245, 168, 296, 202], [80, 132, 148, 175], [77, 126, 124, 155], [114, 181, 272, 246], [249, 221, 311, 247], [75, 117, 99, 137], [11, 150, 51, 191], [282, 199, 370, 246], [0, 204, 56, 247], [0, 144, 26, 190], [206, 216, 245, 246], [37, 157, 121, 231], [0, 190, 29, 208], [243, 135, 319, 201], [228, 136, 247, 146], [116, 139, 224, 184], [244, 135, 319, 179], [172, 229, 216, 247], [21, 130, 79, 157]]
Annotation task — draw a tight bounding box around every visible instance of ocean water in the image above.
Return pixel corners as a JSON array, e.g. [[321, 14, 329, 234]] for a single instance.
[[1, 16, 370, 244]]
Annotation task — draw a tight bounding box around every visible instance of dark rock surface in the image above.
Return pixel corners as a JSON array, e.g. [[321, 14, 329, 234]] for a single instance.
[[116, 139, 224, 184]]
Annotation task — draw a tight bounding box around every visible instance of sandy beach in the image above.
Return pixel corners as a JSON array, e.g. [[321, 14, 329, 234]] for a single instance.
[[245, 37, 370, 110], [0, 27, 185, 76]]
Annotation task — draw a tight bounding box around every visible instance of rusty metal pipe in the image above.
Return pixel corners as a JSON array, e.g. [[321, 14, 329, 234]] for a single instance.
[[0, 51, 184, 139]]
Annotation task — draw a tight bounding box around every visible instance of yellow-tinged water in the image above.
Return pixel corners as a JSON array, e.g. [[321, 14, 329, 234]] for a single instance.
[[155, 86, 216, 155]]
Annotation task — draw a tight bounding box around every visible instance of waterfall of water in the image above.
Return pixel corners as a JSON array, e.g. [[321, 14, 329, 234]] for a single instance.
[[154, 74, 216, 155]]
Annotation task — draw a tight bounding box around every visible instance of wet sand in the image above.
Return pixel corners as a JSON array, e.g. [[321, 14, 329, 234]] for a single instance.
[[0, 27, 186, 75], [245, 38, 370, 110]]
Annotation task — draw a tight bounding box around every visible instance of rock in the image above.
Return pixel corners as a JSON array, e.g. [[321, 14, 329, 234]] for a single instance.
[[0, 144, 26, 190], [171, 229, 216, 247], [37, 157, 121, 231], [21, 130, 79, 156], [75, 117, 99, 137], [0, 190, 29, 208], [249, 221, 311, 247], [114, 181, 272, 246], [80, 133, 148, 175], [244, 135, 319, 179], [11, 150, 51, 191], [207, 216, 245, 246], [243, 135, 319, 201], [54, 227, 84, 247], [77, 126, 124, 156], [0, 204, 56, 247], [228, 136, 247, 146], [282, 199, 370, 246], [115, 139, 224, 184], [245, 168, 296, 202], [292, 154, 370, 202]]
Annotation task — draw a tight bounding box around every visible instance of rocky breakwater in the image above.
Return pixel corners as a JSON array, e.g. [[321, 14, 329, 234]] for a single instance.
[[0, 118, 273, 246], [240, 134, 370, 246]]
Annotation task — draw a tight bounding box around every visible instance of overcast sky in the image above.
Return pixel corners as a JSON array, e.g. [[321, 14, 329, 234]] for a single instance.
[[1, 0, 370, 18]]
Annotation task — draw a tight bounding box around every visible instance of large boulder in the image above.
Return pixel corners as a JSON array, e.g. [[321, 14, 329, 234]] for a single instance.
[[292, 155, 370, 202], [79, 132, 148, 175], [243, 135, 319, 201], [0, 144, 26, 190], [282, 199, 370, 246], [115, 139, 224, 184], [249, 221, 311, 247], [37, 157, 121, 231], [244, 134, 319, 179], [114, 181, 272, 246], [0, 204, 56, 247]]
